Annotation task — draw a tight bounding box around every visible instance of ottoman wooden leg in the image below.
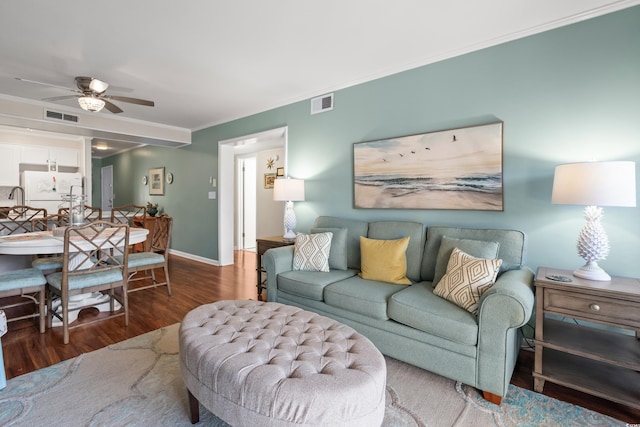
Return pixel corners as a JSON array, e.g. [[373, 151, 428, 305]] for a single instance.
[[187, 388, 200, 424]]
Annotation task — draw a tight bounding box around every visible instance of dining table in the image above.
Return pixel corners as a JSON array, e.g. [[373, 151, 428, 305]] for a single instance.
[[0, 227, 149, 255], [0, 227, 149, 325]]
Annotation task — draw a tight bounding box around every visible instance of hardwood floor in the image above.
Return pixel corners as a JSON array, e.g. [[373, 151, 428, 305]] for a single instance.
[[2, 251, 638, 423]]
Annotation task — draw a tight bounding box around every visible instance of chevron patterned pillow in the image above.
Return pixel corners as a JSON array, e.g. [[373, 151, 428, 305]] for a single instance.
[[292, 232, 333, 272], [433, 247, 502, 314]]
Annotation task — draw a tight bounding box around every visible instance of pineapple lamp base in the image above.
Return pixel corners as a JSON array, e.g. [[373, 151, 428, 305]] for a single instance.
[[573, 261, 611, 281]]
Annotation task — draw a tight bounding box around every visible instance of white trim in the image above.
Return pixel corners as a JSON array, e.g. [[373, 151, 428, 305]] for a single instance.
[[168, 248, 220, 266]]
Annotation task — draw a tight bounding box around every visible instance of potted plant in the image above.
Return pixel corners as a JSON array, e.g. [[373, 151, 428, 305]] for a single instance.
[[146, 202, 158, 217]]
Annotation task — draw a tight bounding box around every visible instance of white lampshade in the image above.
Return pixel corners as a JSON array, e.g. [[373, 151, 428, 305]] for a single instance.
[[78, 96, 105, 112], [552, 161, 636, 207], [273, 178, 305, 202]]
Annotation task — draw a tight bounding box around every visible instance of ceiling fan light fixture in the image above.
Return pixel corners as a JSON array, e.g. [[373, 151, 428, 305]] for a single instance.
[[88, 78, 109, 93], [78, 96, 105, 112]]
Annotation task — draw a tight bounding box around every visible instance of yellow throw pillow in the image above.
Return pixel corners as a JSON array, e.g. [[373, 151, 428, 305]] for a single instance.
[[359, 236, 411, 285], [434, 247, 502, 314]]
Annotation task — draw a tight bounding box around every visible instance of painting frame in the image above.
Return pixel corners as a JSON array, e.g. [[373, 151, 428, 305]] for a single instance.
[[276, 167, 285, 177], [353, 121, 504, 211], [149, 167, 165, 196], [264, 173, 276, 189]]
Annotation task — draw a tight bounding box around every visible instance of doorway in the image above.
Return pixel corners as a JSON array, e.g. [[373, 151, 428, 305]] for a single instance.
[[218, 126, 287, 266], [236, 156, 257, 251], [100, 165, 113, 211]]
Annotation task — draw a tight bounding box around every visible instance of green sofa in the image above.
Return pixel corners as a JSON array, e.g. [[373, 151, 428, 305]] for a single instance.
[[264, 216, 534, 404]]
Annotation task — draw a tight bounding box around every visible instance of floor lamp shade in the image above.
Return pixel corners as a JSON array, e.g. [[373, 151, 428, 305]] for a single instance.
[[552, 161, 636, 281], [273, 178, 305, 240]]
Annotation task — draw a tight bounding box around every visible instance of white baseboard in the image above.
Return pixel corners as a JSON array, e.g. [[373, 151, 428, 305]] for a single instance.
[[168, 249, 220, 266]]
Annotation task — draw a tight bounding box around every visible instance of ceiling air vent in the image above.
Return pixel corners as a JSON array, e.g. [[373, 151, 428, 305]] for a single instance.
[[310, 93, 334, 115], [44, 109, 79, 124]]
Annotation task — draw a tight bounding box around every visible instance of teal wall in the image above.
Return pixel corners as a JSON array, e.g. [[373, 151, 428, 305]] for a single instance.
[[102, 7, 640, 277], [91, 158, 102, 206]]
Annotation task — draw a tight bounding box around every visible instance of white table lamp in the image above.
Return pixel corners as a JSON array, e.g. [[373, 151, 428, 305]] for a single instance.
[[273, 178, 305, 240], [552, 161, 636, 281]]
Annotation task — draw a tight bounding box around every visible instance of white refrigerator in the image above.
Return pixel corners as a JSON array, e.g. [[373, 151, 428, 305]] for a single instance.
[[21, 171, 83, 215]]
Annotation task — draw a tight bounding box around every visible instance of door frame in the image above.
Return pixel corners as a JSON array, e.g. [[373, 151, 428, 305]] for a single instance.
[[236, 156, 257, 250], [218, 126, 287, 266], [100, 165, 114, 211]]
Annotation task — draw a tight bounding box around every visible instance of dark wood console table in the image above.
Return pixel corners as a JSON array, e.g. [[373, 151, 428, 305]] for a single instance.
[[256, 236, 294, 295]]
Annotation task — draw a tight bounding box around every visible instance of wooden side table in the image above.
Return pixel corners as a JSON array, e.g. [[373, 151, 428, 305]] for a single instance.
[[533, 267, 640, 409], [256, 236, 295, 295]]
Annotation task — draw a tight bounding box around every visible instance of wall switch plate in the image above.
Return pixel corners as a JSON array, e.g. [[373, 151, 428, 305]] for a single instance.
[[208, 191, 216, 199]]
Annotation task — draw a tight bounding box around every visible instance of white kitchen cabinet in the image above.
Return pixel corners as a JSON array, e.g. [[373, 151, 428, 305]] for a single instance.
[[20, 146, 79, 168], [0, 145, 20, 185], [52, 148, 79, 167], [20, 146, 50, 165]]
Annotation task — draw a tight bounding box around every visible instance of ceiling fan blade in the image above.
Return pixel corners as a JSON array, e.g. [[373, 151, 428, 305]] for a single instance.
[[15, 77, 79, 93], [104, 95, 154, 107], [42, 95, 80, 102], [102, 99, 123, 114]]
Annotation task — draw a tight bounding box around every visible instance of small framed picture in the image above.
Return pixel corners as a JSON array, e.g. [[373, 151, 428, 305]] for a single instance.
[[276, 167, 285, 177], [149, 167, 165, 195], [264, 173, 276, 189]]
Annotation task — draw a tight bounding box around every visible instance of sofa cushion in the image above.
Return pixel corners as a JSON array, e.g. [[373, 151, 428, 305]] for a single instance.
[[324, 276, 405, 320], [293, 232, 332, 272], [422, 226, 526, 282], [359, 236, 411, 285], [311, 227, 348, 270], [433, 248, 502, 314], [313, 216, 369, 270], [388, 282, 479, 346], [367, 221, 424, 282], [433, 236, 500, 285], [278, 269, 358, 301]]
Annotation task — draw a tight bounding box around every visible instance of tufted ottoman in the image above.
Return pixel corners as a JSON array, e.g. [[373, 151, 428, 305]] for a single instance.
[[179, 300, 386, 426]]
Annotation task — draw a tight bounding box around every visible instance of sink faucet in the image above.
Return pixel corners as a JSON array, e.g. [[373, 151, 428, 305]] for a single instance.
[[8, 186, 24, 206]]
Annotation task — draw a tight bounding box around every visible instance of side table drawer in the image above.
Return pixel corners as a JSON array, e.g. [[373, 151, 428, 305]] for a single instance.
[[545, 288, 640, 326]]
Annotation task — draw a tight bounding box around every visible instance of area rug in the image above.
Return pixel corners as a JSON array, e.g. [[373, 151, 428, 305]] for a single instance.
[[0, 324, 622, 426]]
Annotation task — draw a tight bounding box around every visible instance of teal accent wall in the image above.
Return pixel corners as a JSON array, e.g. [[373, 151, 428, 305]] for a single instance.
[[103, 7, 640, 277], [91, 158, 102, 206]]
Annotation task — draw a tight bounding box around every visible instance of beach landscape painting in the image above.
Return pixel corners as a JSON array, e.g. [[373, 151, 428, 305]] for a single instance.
[[353, 122, 503, 210]]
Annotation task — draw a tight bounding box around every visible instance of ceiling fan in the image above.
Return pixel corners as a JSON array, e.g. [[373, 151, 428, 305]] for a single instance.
[[15, 76, 154, 114]]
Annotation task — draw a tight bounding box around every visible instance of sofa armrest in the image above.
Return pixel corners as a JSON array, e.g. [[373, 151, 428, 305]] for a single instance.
[[476, 267, 535, 396], [263, 246, 295, 302], [479, 268, 535, 328]]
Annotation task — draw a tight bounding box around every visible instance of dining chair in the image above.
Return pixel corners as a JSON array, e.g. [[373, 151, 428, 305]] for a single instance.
[[0, 207, 49, 333], [111, 204, 147, 253], [46, 221, 130, 344], [126, 214, 172, 295], [58, 205, 102, 223], [31, 213, 70, 272], [0, 268, 47, 333], [110, 204, 146, 225], [0, 206, 47, 235]]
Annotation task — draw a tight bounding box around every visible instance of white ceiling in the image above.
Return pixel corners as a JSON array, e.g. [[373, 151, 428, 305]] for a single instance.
[[0, 0, 638, 137]]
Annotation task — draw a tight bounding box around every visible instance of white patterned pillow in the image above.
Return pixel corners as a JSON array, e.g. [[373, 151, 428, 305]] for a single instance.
[[433, 247, 502, 314], [293, 232, 333, 272]]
